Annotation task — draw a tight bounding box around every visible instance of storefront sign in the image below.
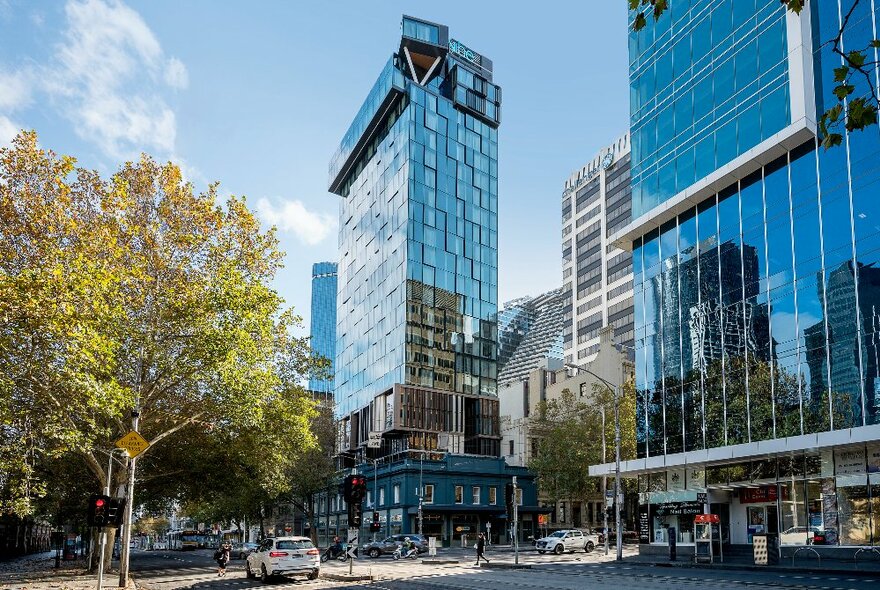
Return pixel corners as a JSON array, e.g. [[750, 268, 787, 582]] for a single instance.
[[835, 447, 866, 475], [652, 501, 703, 517], [638, 505, 650, 544], [866, 444, 880, 473], [739, 486, 778, 504]]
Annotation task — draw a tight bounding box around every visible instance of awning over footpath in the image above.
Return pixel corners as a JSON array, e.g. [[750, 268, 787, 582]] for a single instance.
[[406, 505, 505, 515]]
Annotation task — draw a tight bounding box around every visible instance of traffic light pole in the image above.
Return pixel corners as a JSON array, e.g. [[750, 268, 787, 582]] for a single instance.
[[118, 410, 139, 588], [97, 448, 125, 590], [614, 384, 622, 562]]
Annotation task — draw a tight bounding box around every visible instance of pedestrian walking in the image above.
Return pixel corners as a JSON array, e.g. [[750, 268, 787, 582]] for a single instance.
[[475, 532, 489, 565], [215, 540, 232, 576]]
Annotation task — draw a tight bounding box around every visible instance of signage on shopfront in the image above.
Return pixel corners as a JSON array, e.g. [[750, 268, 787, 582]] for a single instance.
[[652, 501, 703, 517], [739, 486, 779, 504], [836, 447, 867, 475], [638, 505, 650, 544]]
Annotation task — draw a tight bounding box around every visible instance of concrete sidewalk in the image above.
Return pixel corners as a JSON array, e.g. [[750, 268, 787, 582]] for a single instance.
[[0, 551, 135, 590], [619, 550, 880, 577]]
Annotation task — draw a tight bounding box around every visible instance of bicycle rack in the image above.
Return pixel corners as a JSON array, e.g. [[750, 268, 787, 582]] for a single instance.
[[792, 546, 821, 567], [854, 547, 880, 568]]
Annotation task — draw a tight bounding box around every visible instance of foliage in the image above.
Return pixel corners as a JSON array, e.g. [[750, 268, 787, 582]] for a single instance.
[[528, 379, 637, 505], [0, 131, 320, 521], [628, 0, 878, 148]]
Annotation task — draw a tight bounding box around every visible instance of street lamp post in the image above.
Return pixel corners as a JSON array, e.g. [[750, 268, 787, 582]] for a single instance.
[[567, 364, 623, 562]]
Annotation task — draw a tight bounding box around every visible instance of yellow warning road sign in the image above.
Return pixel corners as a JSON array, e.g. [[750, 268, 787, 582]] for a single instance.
[[115, 431, 150, 458]]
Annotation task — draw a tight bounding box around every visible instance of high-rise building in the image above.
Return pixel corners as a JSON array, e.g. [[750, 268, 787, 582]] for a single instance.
[[590, 0, 880, 553], [308, 261, 338, 395], [562, 134, 634, 364], [497, 288, 565, 387], [318, 15, 538, 546], [497, 295, 534, 369], [329, 15, 502, 458]]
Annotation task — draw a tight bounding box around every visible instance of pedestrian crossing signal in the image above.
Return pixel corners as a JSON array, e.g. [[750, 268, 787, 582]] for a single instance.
[[370, 512, 380, 532]]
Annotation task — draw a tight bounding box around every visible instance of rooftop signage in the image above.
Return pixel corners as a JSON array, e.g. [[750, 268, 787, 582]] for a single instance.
[[448, 38, 481, 67]]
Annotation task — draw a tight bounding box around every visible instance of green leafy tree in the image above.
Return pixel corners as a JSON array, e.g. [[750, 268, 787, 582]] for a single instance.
[[628, 0, 878, 148], [528, 379, 638, 515], [0, 132, 321, 569]]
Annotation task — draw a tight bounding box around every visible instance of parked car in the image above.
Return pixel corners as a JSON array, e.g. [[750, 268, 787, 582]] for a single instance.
[[245, 536, 319, 582], [361, 534, 428, 558], [534, 529, 599, 554], [233, 542, 258, 559]]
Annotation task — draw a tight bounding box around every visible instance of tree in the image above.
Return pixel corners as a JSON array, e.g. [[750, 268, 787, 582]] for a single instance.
[[528, 379, 638, 514], [628, 0, 878, 148], [0, 131, 321, 568]]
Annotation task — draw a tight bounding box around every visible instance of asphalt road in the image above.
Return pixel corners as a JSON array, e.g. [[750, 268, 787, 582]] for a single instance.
[[131, 547, 880, 590]]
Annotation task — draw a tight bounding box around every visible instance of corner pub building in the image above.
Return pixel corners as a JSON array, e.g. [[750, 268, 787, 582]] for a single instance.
[[590, 0, 880, 558]]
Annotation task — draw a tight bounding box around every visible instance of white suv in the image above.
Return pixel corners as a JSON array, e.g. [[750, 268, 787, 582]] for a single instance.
[[534, 529, 598, 554], [246, 536, 320, 582]]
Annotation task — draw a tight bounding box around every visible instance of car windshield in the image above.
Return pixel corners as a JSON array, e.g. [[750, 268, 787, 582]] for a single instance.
[[276, 540, 313, 550], [549, 531, 566, 538]]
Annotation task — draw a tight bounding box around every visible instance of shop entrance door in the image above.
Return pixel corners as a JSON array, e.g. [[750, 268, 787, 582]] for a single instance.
[[747, 506, 767, 543]]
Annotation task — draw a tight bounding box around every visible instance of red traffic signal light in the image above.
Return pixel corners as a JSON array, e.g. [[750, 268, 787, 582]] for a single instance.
[[344, 474, 368, 503], [87, 494, 111, 527]]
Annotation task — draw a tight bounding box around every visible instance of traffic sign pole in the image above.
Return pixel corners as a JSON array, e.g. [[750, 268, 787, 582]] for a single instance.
[[118, 412, 142, 588]]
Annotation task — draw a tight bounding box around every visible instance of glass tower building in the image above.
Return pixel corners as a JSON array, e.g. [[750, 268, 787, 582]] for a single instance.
[[308, 261, 338, 395], [329, 16, 502, 457], [590, 0, 880, 551]]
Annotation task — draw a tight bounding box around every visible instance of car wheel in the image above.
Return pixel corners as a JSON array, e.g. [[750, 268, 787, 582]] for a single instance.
[[537, 550, 545, 554], [308, 570, 319, 580], [585, 541, 594, 553], [554, 544, 564, 555], [260, 564, 269, 583], [369, 548, 380, 558], [245, 562, 254, 579]]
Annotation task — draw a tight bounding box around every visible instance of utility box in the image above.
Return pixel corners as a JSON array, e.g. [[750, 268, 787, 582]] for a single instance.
[[668, 526, 677, 561]]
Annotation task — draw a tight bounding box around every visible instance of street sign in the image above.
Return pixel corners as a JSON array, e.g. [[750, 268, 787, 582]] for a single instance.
[[697, 492, 708, 504], [115, 431, 150, 458], [367, 431, 382, 449], [346, 528, 358, 559], [605, 490, 614, 507]]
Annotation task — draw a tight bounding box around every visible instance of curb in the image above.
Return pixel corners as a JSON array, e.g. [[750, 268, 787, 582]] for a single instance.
[[627, 560, 880, 578], [480, 562, 532, 569], [321, 573, 374, 582], [420, 559, 461, 564]]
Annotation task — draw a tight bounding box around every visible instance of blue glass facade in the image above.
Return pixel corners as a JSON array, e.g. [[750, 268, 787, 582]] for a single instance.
[[308, 262, 338, 394], [615, 0, 880, 549], [629, 0, 791, 218], [329, 17, 502, 455]]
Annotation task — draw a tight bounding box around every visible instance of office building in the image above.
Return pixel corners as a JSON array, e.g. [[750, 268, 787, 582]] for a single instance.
[[308, 262, 338, 395], [497, 288, 565, 386], [590, 0, 880, 555], [562, 133, 634, 364], [318, 15, 537, 545]]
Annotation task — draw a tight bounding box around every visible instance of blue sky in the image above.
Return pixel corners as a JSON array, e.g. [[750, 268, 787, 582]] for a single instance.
[[0, 0, 629, 336]]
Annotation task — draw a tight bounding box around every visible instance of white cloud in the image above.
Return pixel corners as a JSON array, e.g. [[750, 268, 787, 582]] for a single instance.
[[164, 57, 188, 89], [0, 115, 19, 147], [0, 69, 31, 111], [256, 198, 337, 246], [43, 0, 187, 160]]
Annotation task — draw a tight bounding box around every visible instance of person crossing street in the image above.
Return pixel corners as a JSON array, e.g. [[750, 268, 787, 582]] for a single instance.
[[475, 532, 489, 565]]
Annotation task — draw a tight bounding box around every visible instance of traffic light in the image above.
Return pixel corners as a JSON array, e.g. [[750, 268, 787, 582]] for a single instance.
[[348, 502, 363, 527], [107, 497, 127, 527], [370, 511, 380, 532], [88, 495, 126, 527], [343, 474, 368, 503], [504, 483, 514, 517], [87, 494, 111, 527]]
